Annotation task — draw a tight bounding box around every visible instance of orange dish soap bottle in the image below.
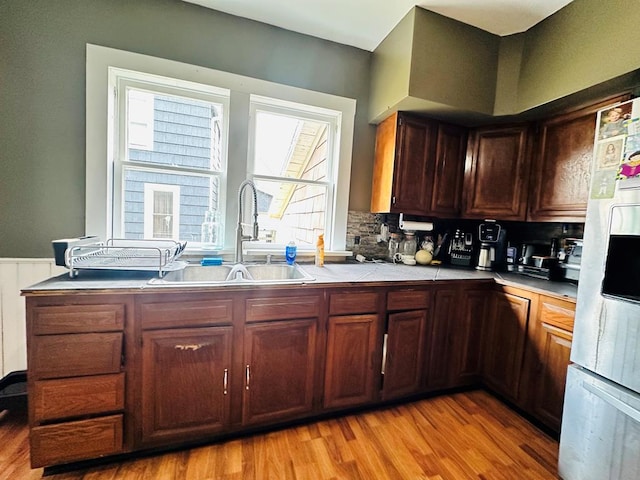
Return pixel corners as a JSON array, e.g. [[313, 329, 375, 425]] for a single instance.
[[315, 234, 325, 267]]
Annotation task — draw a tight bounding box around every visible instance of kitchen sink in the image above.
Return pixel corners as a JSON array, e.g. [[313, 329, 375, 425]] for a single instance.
[[148, 263, 314, 286]]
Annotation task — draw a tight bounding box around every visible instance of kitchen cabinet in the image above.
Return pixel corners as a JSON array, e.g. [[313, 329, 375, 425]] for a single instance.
[[425, 285, 490, 390], [371, 112, 467, 217], [242, 319, 317, 425], [382, 288, 430, 400], [138, 296, 234, 448], [527, 96, 628, 222], [27, 297, 130, 468], [141, 327, 232, 446], [324, 290, 382, 409], [463, 124, 532, 220], [522, 295, 575, 431], [451, 288, 491, 387], [482, 288, 531, 402]]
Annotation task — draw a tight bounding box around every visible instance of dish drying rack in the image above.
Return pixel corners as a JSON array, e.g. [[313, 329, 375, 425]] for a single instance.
[[65, 239, 188, 278]]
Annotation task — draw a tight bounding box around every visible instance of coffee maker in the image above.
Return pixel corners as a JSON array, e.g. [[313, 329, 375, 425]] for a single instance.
[[476, 220, 507, 271]]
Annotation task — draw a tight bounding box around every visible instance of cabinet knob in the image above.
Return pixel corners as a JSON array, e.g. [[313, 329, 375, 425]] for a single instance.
[[223, 368, 229, 395], [245, 364, 250, 390], [174, 344, 203, 351]]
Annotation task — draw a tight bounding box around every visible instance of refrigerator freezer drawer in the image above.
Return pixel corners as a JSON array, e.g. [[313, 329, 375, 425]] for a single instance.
[[559, 365, 640, 480]]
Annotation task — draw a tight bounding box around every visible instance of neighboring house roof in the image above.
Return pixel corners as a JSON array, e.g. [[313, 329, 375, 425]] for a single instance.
[[269, 121, 327, 219]]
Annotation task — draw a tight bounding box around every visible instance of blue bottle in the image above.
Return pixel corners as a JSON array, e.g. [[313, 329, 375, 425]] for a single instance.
[[285, 241, 297, 265]]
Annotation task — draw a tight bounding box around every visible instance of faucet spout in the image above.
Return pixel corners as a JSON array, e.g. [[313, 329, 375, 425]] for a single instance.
[[236, 180, 259, 263]]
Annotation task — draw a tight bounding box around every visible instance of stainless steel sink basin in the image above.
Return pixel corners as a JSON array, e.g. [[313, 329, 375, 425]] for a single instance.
[[149, 263, 314, 286]]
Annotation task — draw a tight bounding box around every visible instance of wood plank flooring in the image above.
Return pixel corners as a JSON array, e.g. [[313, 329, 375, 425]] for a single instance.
[[0, 390, 559, 480]]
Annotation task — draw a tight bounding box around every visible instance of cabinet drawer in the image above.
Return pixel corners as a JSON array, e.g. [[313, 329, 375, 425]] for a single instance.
[[246, 295, 320, 322], [30, 414, 123, 467], [387, 289, 430, 311], [140, 299, 233, 329], [31, 333, 123, 380], [32, 304, 124, 335], [539, 298, 575, 332], [33, 374, 125, 422], [329, 292, 380, 315]]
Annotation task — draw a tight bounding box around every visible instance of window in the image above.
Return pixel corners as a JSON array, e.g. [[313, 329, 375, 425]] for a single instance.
[[143, 184, 180, 239], [112, 73, 228, 243], [86, 44, 355, 252], [249, 97, 339, 247]]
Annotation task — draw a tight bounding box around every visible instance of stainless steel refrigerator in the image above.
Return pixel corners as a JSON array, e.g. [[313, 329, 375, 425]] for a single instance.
[[559, 98, 640, 479]]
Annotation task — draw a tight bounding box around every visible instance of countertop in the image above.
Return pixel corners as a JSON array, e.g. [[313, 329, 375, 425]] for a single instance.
[[22, 262, 578, 300]]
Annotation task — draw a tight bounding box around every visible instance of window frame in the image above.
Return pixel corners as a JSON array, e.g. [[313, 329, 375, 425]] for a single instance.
[[247, 96, 340, 247], [86, 44, 355, 253]]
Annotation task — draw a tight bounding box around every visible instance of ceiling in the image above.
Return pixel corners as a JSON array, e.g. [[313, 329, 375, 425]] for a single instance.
[[183, 0, 575, 51]]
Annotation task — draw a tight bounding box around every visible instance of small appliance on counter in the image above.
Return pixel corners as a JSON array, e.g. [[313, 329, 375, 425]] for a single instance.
[[449, 229, 474, 267], [475, 220, 507, 271], [515, 241, 563, 281], [558, 238, 583, 283]]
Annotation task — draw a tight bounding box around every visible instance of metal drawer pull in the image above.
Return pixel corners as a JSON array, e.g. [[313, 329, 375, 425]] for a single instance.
[[174, 344, 203, 351], [584, 381, 640, 424], [245, 365, 250, 390], [223, 368, 229, 395]]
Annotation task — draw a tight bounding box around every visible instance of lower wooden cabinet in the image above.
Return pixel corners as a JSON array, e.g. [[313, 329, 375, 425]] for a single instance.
[[24, 280, 574, 468], [382, 309, 428, 400], [484, 287, 575, 432], [425, 286, 490, 390], [522, 296, 575, 431], [26, 296, 130, 468], [323, 313, 381, 409], [242, 319, 317, 425], [482, 290, 531, 402], [140, 327, 233, 446]]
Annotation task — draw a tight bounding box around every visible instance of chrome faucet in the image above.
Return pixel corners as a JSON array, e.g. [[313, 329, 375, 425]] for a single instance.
[[236, 180, 259, 263]]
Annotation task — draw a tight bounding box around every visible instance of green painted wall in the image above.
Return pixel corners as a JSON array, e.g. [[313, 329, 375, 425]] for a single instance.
[[517, 0, 640, 111], [0, 0, 373, 257], [370, 7, 500, 123], [409, 8, 499, 115]]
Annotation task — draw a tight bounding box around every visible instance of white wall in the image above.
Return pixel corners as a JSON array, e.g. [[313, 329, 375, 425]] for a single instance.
[[0, 259, 66, 378]]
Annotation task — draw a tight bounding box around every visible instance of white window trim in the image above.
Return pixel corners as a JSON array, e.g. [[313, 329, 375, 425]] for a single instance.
[[86, 43, 355, 252], [143, 183, 180, 239]]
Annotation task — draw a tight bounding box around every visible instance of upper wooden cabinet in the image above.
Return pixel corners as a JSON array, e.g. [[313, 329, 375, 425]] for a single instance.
[[528, 96, 629, 222], [371, 112, 467, 217], [463, 124, 532, 220]]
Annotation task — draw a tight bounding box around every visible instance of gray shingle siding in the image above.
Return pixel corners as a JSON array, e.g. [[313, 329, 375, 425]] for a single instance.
[[124, 94, 221, 241]]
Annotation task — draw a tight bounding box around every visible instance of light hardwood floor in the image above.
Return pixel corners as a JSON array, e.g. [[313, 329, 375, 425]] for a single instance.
[[0, 390, 559, 480]]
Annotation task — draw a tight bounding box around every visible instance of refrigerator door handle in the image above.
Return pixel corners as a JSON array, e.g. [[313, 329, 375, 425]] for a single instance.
[[584, 381, 640, 424]]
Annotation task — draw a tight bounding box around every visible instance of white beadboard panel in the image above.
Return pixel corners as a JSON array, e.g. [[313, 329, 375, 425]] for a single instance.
[[0, 259, 66, 378]]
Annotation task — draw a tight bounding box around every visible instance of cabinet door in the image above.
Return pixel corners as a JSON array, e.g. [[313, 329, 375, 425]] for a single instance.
[[392, 114, 435, 214], [371, 113, 434, 214], [464, 124, 531, 220], [424, 289, 458, 390], [324, 314, 380, 409], [141, 327, 232, 446], [482, 291, 530, 401], [528, 96, 629, 222], [242, 319, 317, 425], [526, 297, 575, 431], [430, 122, 467, 216], [382, 309, 428, 400], [452, 289, 489, 387]]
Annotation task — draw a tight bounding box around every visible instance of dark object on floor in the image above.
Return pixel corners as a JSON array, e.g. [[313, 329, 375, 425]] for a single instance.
[[0, 371, 27, 412]]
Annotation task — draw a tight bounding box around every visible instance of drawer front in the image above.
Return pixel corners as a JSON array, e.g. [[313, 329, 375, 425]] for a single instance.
[[32, 304, 125, 335], [30, 414, 123, 468], [31, 333, 123, 380], [140, 299, 233, 329], [33, 374, 125, 422], [387, 289, 431, 311], [246, 295, 320, 322], [329, 292, 380, 315], [539, 298, 575, 332]]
